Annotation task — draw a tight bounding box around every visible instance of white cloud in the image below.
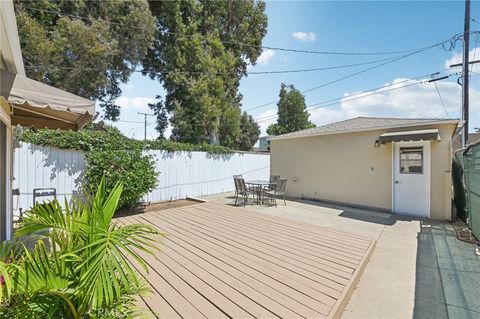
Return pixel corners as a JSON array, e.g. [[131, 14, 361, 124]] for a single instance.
[[339, 79, 466, 119], [300, 46, 480, 131], [304, 77, 480, 130], [445, 48, 480, 73], [292, 32, 316, 42], [309, 107, 347, 126], [257, 109, 277, 136], [255, 78, 480, 136], [256, 49, 275, 66], [115, 96, 156, 111]]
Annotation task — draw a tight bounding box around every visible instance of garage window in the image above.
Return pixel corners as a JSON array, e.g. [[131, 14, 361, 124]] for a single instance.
[[399, 147, 423, 174]]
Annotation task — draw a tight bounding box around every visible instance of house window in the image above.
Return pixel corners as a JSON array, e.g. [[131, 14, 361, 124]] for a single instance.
[[399, 147, 423, 174]]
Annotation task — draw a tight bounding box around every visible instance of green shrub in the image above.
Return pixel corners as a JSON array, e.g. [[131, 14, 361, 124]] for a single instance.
[[0, 177, 162, 318], [85, 149, 158, 209]]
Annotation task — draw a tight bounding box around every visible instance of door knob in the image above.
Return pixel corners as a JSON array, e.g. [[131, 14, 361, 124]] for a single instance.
[[395, 181, 400, 184]]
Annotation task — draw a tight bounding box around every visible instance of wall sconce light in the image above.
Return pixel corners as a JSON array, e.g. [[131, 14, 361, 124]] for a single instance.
[[374, 139, 381, 148]]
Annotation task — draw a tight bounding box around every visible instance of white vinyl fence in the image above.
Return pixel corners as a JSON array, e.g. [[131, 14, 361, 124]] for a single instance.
[[13, 143, 270, 216]]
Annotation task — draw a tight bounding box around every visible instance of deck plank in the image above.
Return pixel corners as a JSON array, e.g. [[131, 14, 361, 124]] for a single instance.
[[144, 213, 344, 299], [164, 207, 354, 279], [196, 204, 371, 251], [134, 214, 326, 318], [151, 210, 351, 286], [124, 218, 283, 319], [201, 202, 373, 244], [117, 202, 375, 319], [172, 205, 361, 272], [200, 203, 372, 249], [123, 249, 192, 319]]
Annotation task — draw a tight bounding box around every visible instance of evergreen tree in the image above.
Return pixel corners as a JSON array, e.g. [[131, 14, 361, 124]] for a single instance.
[[235, 112, 261, 151], [14, 0, 156, 120], [143, 0, 268, 145], [148, 95, 169, 139], [267, 83, 315, 136]]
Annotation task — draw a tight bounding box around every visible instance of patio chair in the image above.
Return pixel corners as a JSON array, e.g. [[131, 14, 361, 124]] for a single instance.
[[267, 175, 281, 190], [270, 175, 280, 183], [262, 178, 287, 207], [234, 177, 254, 207], [233, 175, 243, 198]]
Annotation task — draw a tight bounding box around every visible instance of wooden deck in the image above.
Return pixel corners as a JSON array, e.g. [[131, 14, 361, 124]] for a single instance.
[[117, 202, 375, 319]]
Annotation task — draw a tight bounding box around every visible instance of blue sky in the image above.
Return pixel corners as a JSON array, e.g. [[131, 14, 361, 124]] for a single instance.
[[104, 1, 480, 140]]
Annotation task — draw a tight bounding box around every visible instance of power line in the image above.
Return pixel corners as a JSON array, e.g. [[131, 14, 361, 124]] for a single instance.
[[245, 40, 453, 112], [23, 54, 419, 76], [113, 120, 145, 124], [18, 5, 472, 57], [253, 72, 438, 121], [254, 81, 423, 123], [254, 71, 458, 123], [433, 82, 449, 117], [470, 33, 478, 78]]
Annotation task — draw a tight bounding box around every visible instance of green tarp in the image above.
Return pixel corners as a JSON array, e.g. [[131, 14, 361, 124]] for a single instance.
[[453, 141, 480, 240]]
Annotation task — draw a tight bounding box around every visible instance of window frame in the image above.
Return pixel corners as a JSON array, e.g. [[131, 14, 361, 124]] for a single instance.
[[399, 146, 424, 175]]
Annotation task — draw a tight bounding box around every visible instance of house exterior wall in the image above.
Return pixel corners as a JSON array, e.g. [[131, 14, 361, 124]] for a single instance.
[[270, 123, 457, 220], [0, 97, 12, 241], [258, 136, 270, 152]]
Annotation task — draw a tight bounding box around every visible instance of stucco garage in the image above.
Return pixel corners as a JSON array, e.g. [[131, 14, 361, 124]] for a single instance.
[[269, 117, 461, 220]]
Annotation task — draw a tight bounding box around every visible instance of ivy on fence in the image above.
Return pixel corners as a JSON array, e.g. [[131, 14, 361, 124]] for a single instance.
[[19, 123, 233, 209], [20, 124, 234, 154]]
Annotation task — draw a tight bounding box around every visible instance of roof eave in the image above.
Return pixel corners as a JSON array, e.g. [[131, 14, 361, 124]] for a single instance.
[[268, 119, 462, 141]]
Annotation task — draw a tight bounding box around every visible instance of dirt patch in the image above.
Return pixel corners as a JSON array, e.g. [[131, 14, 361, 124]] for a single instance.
[[115, 199, 200, 217], [143, 199, 200, 212]]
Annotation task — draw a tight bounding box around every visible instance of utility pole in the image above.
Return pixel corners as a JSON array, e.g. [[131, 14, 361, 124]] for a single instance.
[[461, 0, 471, 147], [138, 112, 154, 140]]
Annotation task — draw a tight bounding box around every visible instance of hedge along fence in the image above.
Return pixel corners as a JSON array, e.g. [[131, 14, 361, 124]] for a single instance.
[[18, 125, 233, 209], [13, 143, 270, 216], [14, 125, 269, 214]]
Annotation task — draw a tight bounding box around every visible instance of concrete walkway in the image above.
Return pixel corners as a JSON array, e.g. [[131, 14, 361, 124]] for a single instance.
[[201, 192, 480, 319]]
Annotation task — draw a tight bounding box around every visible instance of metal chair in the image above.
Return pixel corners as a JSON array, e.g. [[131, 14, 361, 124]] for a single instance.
[[262, 179, 287, 207], [233, 175, 243, 198], [234, 177, 254, 207], [33, 188, 56, 206], [269, 175, 280, 183], [267, 175, 281, 190]]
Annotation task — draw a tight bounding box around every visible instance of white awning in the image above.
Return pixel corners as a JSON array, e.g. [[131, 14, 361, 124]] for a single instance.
[[379, 129, 440, 144], [1, 68, 95, 130]]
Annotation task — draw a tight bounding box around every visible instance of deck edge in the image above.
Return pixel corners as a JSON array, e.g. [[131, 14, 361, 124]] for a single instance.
[[327, 239, 376, 319]]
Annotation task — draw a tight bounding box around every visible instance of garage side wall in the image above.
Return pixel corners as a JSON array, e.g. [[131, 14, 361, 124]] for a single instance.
[[270, 123, 456, 219], [430, 124, 455, 220], [270, 130, 393, 212]]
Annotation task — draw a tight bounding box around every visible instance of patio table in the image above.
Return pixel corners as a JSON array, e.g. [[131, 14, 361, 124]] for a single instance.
[[245, 180, 276, 204]]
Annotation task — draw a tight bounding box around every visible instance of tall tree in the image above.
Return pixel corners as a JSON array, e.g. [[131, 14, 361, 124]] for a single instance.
[[14, 0, 156, 120], [235, 111, 261, 151], [267, 83, 315, 136], [148, 95, 169, 139], [142, 0, 268, 145]]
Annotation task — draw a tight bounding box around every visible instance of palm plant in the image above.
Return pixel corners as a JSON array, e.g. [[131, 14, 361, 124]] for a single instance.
[[0, 177, 161, 318]]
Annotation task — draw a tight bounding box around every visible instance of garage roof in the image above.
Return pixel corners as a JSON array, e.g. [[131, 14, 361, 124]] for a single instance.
[[268, 117, 461, 141]]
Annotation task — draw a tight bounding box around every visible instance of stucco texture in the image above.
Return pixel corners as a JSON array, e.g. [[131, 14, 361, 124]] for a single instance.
[[270, 123, 457, 220]]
